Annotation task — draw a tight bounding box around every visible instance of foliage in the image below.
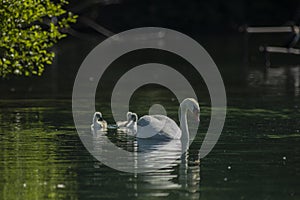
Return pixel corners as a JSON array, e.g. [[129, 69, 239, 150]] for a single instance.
[[0, 0, 77, 77]]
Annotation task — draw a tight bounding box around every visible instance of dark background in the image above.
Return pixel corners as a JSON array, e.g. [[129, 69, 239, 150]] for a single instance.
[[71, 0, 300, 34], [1, 0, 300, 99]]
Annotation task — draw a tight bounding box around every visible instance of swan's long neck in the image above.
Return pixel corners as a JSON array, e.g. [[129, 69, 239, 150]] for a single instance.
[[179, 105, 189, 141]]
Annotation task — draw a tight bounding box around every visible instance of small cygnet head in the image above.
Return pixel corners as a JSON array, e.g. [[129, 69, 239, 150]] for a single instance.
[[93, 112, 104, 123], [130, 113, 138, 122]]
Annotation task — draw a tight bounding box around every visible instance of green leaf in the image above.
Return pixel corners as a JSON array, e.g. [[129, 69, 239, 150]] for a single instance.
[[0, 0, 77, 77]]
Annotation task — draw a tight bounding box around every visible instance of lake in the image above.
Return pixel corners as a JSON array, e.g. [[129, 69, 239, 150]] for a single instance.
[[1, 84, 299, 199]]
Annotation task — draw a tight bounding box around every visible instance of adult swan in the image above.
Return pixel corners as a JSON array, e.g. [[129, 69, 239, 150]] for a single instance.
[[137, 98, 200, 140]]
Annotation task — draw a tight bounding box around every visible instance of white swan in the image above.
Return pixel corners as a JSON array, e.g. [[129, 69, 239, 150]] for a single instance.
[[137, 98, 200, 140], [116, 112, 132, 127], [91, 112, 107, 131], [126, 112, 138, 133], [117, 112, 138, 134]]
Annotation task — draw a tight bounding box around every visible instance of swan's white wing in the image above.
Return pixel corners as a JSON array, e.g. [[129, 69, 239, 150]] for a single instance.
[[137, 115, 181, 139], [137, 115, 162, 138], [151, 115, 181, 139]]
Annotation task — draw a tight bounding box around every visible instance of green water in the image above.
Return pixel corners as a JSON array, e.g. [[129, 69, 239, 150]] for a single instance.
[[0, 84, 299, 200]]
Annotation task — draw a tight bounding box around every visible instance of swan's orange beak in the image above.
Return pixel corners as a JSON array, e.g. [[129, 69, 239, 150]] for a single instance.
[[193, 109, 200, 122]]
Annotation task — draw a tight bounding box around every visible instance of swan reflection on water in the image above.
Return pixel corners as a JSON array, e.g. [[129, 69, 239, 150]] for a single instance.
[[83, 128, 201, 198]]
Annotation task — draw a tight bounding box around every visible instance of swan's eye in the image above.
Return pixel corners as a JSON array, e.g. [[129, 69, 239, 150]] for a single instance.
[[193, 106, 199, 113]]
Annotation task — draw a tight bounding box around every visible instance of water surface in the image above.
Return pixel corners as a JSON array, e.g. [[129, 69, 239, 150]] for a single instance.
[[0, 82, 299, 199]]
